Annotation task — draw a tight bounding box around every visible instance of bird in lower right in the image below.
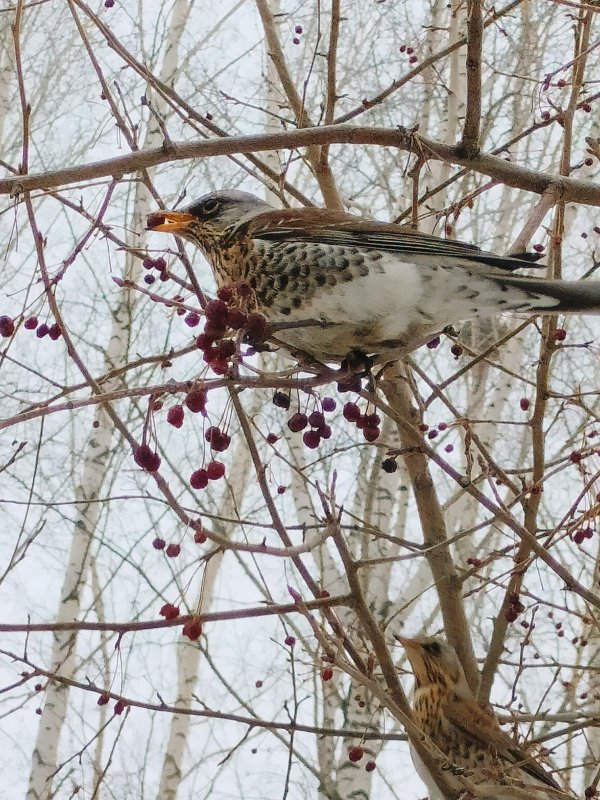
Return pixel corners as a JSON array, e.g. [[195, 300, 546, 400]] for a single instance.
[[398, 635, 572, 800]]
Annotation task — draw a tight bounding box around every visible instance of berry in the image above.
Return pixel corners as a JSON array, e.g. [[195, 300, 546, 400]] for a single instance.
[[203, 319, 226, 340], [318, 424, 332, 440], [365, 761, 376, 772], [363, 427, 380, 442], [24, 316, 38, 330], [321, 397, 336, 412], [114, 700, 125, 715], [205, 299, 228, 322], [308, 411, 325, 428], [277, 485, 286, 494], [272, 391, 291, 409], [217, 339, 236, 358], [206, 460, 225, 480], [227, 308, 247, 330], [185, 312, 200, 327], [185, 387, 207, 414], [0, 316, 14, 337], [426, 336, 440, 349], [133, 444, 161, 472], [167, 405, 185, 428], [519, 398, 530, 411], [216, 286, 234, 303], [152, 537, 166, 550], [97, 694, 109, 706], [450, 343, 463, 358], [104, 0, 114, 6], [159, 603, 180, 619], [348, 746, 364, 763], [381, 458, 397, 473], [533, 243, 545, 252], [196, 332, 214, 350], [266, 433, 279, 444], [165, 543, 181, 558], [245, 313, 268, 341], [343, 402, 361, 422], [284, 635, 296, 646], [288, 412, 308, 432], [295, 24, 303, 33], [303, 430, 320, 449], [321, 667, 333, 681], [48, 324, 62, 340], [194, 530, 207, 544], [293, 37, 300, 44], [582, 102, 592, 113], [190, 469, 209, 490], [142, 257, 154, 270], [553, 328, 567, 341], [182, 617, 202, 641]]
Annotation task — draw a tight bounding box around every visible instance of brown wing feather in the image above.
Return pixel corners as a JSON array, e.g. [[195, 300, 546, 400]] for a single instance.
[[443, 699, 561, 790], [246, 209, 538, 273]]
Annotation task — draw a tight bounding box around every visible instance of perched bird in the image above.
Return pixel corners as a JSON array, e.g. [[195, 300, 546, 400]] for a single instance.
[[146, 190, 600, 365], [398, 635, 568, 800]]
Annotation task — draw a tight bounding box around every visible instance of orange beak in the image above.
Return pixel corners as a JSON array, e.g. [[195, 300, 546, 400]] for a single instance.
[[146, 210, 196, 233]]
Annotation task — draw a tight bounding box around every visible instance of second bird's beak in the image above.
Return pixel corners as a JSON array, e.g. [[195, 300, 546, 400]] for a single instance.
[[395, 635, 420, 651], [146, 210, 196, 233]]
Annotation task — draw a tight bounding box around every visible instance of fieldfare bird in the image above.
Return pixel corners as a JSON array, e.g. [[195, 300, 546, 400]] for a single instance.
[[146, 190, 600, 365], [398, 635, 569, 800]]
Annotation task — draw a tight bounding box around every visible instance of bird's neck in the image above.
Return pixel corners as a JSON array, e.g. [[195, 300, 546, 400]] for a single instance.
[[412, 682, 453, 739]]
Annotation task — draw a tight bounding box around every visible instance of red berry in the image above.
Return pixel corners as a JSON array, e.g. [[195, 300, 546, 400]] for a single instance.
[[426, 336, 440, 349], [152, 537, 166, 550], [582, 102, 592, 113], [365, 760, 376, 772], [266, 433, 279, 444], [308, 411, 325, 428], [450, 343, 463, 358], [303, 430, 321, 449], [167, 405, 185, 428], [166, 543, 181, 558], [104, 0, 114, 7], [293, 37, 300, 45], [47, 323, 61, 340], [570, 451, 582, 464], [321, 667, 333, 681], [272, 391, 291, 409], [533, 243, 545, 252], [284, 635, 296, 646], [196, 333, 214, 350], [210, 358, 229, 375], [217, 339, 236, 358], [363, 427, 380, 442], [114, 700, 125, 715], [133, 444, 161, 472], [97, 694, 109, 706], [24, 316, 38, 330], [321, 397, 336, 412], [318, 424, 332, 440], [519, 398, 530, 411], [553, 328, 567, 341], [185, 387, 207, 413], [205, 299, 228, 322], [382, 458, 397, 473], [277, 485, 286, 494], [142, 257, 155, 269], [227, 308, 248, 330], [159, 603, 180, 619], [194, 530, 207, 544], [206, 460, 225, 480], [406, 46, 414, 54], [288, 412, 308, 432], [409, 55, 418, 63], [342, 402, 361, 422], [185, 312, 200, 327], [557, 79, 566, 88], [0, 316, 14, 337], [348, 746, 364, 762], [203, 319, 227, 340], [245, 313, 268, 341], [295, 24, 303, 33], [182, 617, 202, 641], [217, 286, 234, 303], [365, 413, 381, 427], [190, 469, 209, 489]]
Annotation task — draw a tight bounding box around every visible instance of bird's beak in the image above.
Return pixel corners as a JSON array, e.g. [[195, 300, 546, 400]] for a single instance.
[[395, 635, 420, 651], [146, 210, 196, 233]]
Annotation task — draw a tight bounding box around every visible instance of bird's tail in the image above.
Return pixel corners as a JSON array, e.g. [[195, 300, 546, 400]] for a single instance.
[[496, 276, 600, 313]]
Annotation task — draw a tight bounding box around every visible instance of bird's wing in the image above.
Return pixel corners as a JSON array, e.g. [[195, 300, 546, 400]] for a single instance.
[[245, 209, 540, 273], [443, 698, 561, 790]]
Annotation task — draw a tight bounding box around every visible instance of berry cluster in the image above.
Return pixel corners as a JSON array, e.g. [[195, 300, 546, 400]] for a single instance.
[[133, 443, 161, 472], [193, 286, 269, 376], [399, 44, 418, 64], [142, 256, 168, 284], [573, 527, 594, 545], [272, 393, 337, 450], [0, 314, 62, 341], [342, 402, 381, 442], [504, 592, 525, 623]]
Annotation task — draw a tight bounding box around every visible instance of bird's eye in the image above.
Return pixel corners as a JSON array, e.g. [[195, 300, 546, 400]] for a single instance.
[[423, 641, 442, 656], [201, 198, 221, 216]]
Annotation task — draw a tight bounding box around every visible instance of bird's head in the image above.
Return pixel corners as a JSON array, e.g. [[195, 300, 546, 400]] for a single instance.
[[146, 190, 273, 251], [397, 635, 471, 697]]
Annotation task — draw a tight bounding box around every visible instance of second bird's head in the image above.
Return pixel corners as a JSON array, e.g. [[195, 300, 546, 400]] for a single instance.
[[146, 190, 272, 252]]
